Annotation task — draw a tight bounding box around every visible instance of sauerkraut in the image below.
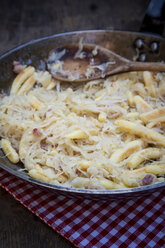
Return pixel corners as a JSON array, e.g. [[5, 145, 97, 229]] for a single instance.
[[0, 66, 165, 190]]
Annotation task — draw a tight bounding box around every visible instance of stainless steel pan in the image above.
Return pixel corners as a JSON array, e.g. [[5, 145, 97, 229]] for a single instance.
[[0, 30, 164, 200]]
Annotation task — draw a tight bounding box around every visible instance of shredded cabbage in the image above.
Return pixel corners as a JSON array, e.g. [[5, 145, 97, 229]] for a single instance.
[[0, 69, 164, 189]]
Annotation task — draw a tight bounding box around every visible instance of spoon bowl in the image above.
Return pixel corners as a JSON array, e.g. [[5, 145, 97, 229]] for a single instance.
[[47, 43, 165, 82]]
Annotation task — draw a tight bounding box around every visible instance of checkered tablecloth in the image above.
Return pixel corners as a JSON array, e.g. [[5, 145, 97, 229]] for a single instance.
[[0, 168, 164, 248]]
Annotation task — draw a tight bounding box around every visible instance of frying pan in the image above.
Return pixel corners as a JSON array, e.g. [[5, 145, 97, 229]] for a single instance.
[[0, 30, 164, 200]]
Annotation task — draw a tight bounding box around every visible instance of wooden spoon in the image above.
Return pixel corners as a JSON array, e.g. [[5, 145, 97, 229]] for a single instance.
[[47, 43, 165, 82]]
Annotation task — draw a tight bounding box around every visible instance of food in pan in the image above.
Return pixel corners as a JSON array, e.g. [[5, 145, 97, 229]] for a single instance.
[[0, 63, 165, 189]]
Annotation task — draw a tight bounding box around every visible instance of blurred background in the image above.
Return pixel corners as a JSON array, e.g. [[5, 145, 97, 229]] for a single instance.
[[1, 0, 165, 55]]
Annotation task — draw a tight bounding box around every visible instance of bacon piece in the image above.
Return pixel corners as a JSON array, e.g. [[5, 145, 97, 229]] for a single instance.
[[13, 61, 26, 74], [40, 142, 48, 150], [14, 146, 19, 153], [75, 169, 82, 176], [141, 174, 154, 186], [0, 89, 6, 98], [32, 128, 42, 137]]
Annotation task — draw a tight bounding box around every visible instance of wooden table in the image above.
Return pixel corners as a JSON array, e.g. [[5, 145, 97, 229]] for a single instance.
[[0, 0, 150, 247]]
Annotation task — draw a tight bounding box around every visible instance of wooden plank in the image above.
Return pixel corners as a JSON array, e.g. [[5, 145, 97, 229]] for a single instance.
[[0, 188, 74, 248], [0, 0, 150, 54]]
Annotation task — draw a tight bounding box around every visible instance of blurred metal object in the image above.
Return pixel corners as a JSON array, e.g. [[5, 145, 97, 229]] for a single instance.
[[0, 30, 164, 200], [140, 0, 165, 37], [150, 41, 159, 52], [134, 38, 145, 49], [139, 53, 147, 61]]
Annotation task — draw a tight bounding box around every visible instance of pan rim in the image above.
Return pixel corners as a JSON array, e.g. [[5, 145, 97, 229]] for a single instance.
[[0, 29, 164, 197]]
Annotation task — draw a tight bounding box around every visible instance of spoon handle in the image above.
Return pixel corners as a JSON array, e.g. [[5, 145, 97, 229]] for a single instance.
[[128, 61, 165, 72]]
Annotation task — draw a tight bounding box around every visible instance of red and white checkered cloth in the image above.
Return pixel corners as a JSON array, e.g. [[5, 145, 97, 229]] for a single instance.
[[0, 168, 164, 248]]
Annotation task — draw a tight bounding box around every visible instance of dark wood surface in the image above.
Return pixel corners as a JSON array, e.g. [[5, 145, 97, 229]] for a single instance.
[[0, 188, 74, 248], [0, 0, 150, 55], [0, 1, 150, 247]]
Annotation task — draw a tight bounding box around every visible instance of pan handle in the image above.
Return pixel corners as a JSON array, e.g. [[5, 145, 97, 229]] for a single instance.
[[140, 0, 165, 38]]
